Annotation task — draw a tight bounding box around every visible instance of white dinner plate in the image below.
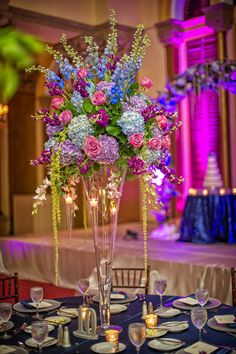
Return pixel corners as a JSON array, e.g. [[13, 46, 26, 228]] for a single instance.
[[44, 316, 71, 326], [173, 298, 221, 311], [207, 317, 236, 333], [110, 304, 127, 315], [91, 342, 126, 353], [146, 327, 168, 339], [25, 337, 57, 348], [161, 321, 189, 333], [24, 324, 55, 334], [93, 293, 137, 304], [0, 321, 14, 333], [13, 299, 61, 313], [57, 308, 78, 318], [0, 345, 28, 354], [148, 338, 184, 352], [155, 308, 181, 318]]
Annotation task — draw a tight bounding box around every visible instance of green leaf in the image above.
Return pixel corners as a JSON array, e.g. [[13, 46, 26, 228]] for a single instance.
[[106, 125, 121, 137], [0, 64, 19, 101], [83, 100, 93, 113], [117, 135, 126, 144]]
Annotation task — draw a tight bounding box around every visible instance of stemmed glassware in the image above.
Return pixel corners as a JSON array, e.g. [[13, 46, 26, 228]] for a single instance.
[[0, 302, 12, 339], [31, 321, 48, 353], [191, 307, 208, 341], [195, 288, 209, 307], [128, 323, 146, 353], [155, 278, 167, 308], [76, 279, 89, 305], [30, 287, 44, 319]]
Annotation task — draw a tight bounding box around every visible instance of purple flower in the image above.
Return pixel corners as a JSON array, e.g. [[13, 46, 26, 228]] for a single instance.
[[45, 81, 63, 96], [128, 156, 146, 175], [141, 104, 160, 122], [60, 140, 83, 166], [80, 161, 92, 174], [31, 149, 51, 166], [89, 109, 110, 127], [94, 135, 119, 164], [46, 124, 63, 137]]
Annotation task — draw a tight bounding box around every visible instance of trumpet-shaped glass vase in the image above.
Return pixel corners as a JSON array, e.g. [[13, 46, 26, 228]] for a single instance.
[[83, 164, 126, 335]]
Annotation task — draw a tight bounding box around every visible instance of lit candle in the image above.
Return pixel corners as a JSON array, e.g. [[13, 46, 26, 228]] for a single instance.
[[232, 188, 236, 195], [65, 195, 73, 205], [90, 198, 98, 208], [79, 305, 88, 320], [105, 329, 119, 344], [202, 189, 208, 196], [219, 188, 226, 195], [110, 206, 117, 215], [145, 314, 158, 329]]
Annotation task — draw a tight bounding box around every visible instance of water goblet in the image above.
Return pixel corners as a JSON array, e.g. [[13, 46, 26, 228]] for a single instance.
[[155, 278, 167, 308], [128, 323, 146, 353], [195, 288, 209, 307], [76, 279, 89, 305], [31, 321, 48, 353], [191, 307, 208, 341], [30, 287, 43, 319], [0, 302, 12, 339]]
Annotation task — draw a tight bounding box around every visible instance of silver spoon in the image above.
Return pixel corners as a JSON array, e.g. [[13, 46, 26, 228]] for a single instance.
[[13, 322, 28, 334]]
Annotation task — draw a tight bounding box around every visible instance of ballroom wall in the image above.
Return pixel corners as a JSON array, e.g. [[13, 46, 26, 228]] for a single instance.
[[0, 0, 235, 235]]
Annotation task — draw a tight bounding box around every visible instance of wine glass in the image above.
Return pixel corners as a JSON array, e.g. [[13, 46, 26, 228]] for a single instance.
[[155, 278, 167, 308], [195, 288, 209, 307], [0, 302, 12, 339], [31, 321, 48, 353], [30, 287, 43, 319], [76, 279, 89, 305], [128, 323, 146, 353], [191, 307, 208, 341]]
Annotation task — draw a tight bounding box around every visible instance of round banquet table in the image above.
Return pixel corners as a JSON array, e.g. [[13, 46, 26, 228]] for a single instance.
[[179, 194, 236, 243], [4, 295, 236, 353]]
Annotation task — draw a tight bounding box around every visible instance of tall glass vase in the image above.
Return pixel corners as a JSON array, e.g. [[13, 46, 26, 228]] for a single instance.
[[83, 164, 126, 335]]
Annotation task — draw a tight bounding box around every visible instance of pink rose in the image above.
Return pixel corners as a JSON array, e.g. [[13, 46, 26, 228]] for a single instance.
[[140, 77, 153, 89], [129, 133, 143, 148], [162, 135, 171, 150], [156, 114, 168, 130], [91, 91, 106, 106], [51, 97, 64, 110], [58, 109, 72, 125], [147, 137, 161, 150], [77, 68, 87, 78], [83, 135, 102, 158]]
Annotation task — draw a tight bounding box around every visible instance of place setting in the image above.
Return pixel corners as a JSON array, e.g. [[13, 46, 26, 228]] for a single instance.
[[173, 288, 221, 312]]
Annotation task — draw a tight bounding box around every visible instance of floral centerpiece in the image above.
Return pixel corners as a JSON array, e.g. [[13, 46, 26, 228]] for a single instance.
[[28, 10, 182, 332]]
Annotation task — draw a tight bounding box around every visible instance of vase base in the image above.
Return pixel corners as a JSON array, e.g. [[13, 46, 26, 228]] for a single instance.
[[96, 325, 123, 336]]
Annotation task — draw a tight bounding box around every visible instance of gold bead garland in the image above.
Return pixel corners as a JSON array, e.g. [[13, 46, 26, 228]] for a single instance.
[[83, 188, 88, 241], [141, 175, 148, 282]]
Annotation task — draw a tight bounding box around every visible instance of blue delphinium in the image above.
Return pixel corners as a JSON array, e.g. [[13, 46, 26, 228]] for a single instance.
[[71, 91, 83, 112]]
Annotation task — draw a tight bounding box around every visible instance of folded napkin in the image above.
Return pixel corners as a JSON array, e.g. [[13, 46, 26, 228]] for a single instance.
[[110, 291, 128, 300], [178, 297, 199, 306], [214, 315, 235, 324], [184, 341, 218, 354], [0, 346, 17, 354], [21, 300, 52, 309]]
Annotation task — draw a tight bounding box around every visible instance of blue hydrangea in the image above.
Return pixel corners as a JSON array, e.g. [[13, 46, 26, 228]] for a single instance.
[[71, 91, 83, 112], [44, 137, 57, 150], [68, 115, 94, 148], [117, 111, 144, 136], [146, 148, 161, 164]]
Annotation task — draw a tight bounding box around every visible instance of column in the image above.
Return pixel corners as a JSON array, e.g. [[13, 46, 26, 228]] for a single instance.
[[155, 19, 185, 216], [203, 2, 234, 187]]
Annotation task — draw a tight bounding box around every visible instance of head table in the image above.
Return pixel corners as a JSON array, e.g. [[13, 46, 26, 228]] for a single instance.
[[3, 295, 236, 353]]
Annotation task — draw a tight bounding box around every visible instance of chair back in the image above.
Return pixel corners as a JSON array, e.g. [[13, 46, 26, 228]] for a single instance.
[[0, 273, 19, 303], [112, 266, 150, 294], [231, 268, 236, 306]]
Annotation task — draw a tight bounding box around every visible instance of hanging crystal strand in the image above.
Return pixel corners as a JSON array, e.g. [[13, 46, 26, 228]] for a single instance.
[[65, 201, 73, 240]]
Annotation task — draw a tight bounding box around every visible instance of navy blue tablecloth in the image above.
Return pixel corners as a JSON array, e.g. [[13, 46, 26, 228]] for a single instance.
[[4, 295, 236, 353], [179, 194, 236, 243]]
